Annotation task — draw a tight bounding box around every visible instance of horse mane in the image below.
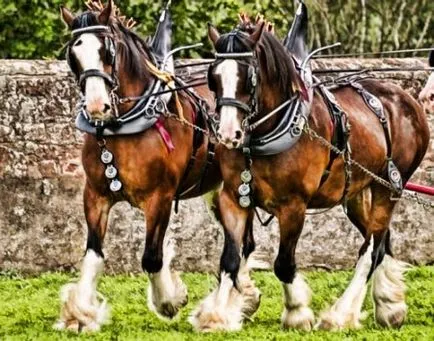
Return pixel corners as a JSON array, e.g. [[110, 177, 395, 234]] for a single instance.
[[214, 23, 299, 98], [71, 1, 152, 81]]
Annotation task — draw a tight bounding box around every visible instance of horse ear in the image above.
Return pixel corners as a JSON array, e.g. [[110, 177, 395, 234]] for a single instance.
[[429, 50, 434, 67], [98, 0, 114, 25], [248, 21, 266, 45], [60, 6, 75, 28], [208, 23, 220, 46]]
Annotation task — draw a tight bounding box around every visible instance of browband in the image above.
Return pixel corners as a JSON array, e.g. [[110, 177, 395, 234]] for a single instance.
[[71, 25, 110, 37], [215, 52, 254, 59]]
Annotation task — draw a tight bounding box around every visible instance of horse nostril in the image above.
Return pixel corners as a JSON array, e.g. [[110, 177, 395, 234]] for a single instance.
[[429, 93, 434, 102], [103, 104, 111, 113], [235, 130, 243, 140]]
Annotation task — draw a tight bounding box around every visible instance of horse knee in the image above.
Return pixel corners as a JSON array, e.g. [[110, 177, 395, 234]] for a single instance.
[[142, 249, 163, 273], [274, 254, 296, 284]]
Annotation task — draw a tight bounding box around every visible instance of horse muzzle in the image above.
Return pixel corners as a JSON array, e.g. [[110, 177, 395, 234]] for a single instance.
[[85, 100, 116, 123], [217, 129, 245, 149]]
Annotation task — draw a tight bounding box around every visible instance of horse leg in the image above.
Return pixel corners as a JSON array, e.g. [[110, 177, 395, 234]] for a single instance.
[[239, 210, 262, 319], [190, 189, 259, 331], [141, 191, 188, 320], [317, 185, 407, 330], [347, 186, 408, 328], [275, 197, 315, 331], [53, 183, 111, 332]]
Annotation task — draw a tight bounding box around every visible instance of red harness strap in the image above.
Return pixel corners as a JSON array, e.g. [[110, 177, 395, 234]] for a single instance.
[[155, 118, 175, 152], [155, 95, 198, 153]]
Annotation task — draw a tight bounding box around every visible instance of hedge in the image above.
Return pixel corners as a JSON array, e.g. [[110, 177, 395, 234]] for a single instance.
[[1, 0, 433, 59]]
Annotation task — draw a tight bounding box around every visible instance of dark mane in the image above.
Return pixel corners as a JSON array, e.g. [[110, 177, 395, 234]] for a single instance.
[[214, 26, 299, 98], [71, 11, 152, 81]]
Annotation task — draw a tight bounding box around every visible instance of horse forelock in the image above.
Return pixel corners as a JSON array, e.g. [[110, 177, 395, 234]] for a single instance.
[[71, 11, 99, 30], [215, 28, 299, 99]]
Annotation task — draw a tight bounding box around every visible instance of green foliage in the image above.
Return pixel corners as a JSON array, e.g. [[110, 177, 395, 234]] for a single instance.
[[0, 0, 433, 59], [0, 267, 433, 340]]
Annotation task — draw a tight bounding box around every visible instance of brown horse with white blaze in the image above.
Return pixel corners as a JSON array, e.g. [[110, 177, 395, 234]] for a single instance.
[[55, 0, 220, 332], [419, 50, 434, 113], [190, 7, 430, 332]]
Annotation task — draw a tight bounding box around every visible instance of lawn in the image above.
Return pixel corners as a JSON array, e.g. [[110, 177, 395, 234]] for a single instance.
[[0, 266, 433, 340]]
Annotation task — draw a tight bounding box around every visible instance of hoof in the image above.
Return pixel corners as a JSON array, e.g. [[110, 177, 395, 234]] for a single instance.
[[243, 286, 261, 319], [282, 306, 314, 331], [316, 309, 364, 331], [375, 301, 407, 328], [189, 276, 244, 332], [189, 306, 243, 332], [148, 272, 188, 320], [54, 282, 109, 333]]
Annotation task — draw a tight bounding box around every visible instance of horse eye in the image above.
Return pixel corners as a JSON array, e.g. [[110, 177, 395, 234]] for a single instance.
[[74, 39, 83, 47]]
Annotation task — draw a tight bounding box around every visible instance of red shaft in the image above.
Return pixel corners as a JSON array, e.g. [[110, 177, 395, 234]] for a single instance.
[[405, 182, 434, 196]]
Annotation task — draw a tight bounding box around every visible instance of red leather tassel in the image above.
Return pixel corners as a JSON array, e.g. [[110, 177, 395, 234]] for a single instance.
[[155, 118, 175, 152]]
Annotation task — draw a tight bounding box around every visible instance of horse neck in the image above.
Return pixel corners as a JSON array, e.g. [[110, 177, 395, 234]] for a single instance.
[[252, 64, 291, 136], [116, 47, 154, 115]]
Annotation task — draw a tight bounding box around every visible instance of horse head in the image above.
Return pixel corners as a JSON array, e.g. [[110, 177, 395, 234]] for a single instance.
[[60, 0, 170, 125], [419, 50, 434, 114], [207, 16, 308, 149]]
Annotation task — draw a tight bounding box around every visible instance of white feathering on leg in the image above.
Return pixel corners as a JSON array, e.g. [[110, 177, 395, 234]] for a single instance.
[[372, 255, 409, 328], [317, 237, 374, 330], [53, 250, 109, 332], [189, 271, 244, 332], [281, 274, 315, 331], [147, 240, 188, 319]]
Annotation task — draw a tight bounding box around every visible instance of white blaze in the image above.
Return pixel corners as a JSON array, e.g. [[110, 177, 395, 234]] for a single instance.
[[215, 60, 242, 141], [72, 33, 110, 111]]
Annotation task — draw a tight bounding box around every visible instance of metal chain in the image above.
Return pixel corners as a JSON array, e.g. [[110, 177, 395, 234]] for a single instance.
[[402, 191, 434, 209], [304, 125, 434, 209], [163, 111, 210, 135]]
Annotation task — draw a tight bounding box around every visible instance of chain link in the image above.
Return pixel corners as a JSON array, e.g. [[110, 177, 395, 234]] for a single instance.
[[402, 191, 434, 209], [304, 125, 434, 209], [163, 111, 210, 135]]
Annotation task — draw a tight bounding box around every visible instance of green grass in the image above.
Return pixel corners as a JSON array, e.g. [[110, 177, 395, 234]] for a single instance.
[[0, 267, 433, 341]]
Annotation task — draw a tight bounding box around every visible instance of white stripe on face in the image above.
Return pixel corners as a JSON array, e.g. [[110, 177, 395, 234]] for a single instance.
[[215, 60, 243, 146], [72, 33, 110, 113]]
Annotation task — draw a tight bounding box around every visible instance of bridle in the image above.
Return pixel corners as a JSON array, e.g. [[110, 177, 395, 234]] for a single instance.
[[208, 51, 260, 132], [66, 25, 120, 124]]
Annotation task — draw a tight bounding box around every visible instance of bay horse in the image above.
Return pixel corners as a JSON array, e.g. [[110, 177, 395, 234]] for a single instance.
[[190, 6, 430, 332], [56, 0, 220, 331], [419, 50, 434, 113]]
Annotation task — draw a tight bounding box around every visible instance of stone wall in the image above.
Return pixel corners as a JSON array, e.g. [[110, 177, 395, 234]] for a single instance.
[[0, 58, 432, 274]]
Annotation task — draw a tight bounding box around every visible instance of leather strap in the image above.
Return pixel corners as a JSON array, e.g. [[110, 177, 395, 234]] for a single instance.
[[216, 97, 251, 114], [79, 69, 116, 89]]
